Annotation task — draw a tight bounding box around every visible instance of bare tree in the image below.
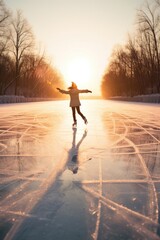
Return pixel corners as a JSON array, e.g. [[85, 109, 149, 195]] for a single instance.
[[137, 1, 160, 92], [0, 0, 11, 94], [0, 0, 9, 23], [9, 10, 34, 95], [101, 0, 160, 98], [0, 0, 10, 55]]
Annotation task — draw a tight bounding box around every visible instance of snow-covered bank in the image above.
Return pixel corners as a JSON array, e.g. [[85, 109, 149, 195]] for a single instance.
[[109, 94, 160, 103], [0, 95, 56, 104], [1, 94, 160, 104]]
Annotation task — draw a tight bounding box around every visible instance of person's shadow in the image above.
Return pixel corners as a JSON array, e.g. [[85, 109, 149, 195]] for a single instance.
[[67, 128, 90, 174]]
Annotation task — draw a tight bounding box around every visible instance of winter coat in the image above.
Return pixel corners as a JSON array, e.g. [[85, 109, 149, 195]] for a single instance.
[[59, 88, 90, 107]]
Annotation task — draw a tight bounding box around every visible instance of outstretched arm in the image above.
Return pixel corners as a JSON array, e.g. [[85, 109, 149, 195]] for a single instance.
[[57, 88, 69, 94], [79, 89, 92, 93]]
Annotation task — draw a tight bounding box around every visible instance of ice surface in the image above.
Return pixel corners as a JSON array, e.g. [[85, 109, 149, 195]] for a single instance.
[[0, 100, 160, 240]]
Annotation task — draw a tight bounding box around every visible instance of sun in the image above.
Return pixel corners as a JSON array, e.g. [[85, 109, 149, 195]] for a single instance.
[[64, 57, 92, 88]]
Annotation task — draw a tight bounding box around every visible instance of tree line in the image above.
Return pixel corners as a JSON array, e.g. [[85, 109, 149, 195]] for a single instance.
[[101, 0, 160, 98], [0, 0, 64, 97]]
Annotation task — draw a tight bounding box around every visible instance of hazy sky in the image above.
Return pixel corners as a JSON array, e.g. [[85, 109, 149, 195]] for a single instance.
[[5, 0, 152, 95]]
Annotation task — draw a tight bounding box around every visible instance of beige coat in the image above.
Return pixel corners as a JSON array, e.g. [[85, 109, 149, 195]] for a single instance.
[[59, 89, 90, 107]]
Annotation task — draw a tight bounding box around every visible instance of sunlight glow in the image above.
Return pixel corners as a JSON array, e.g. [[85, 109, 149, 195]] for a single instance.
[[64, 57, 92, 89]]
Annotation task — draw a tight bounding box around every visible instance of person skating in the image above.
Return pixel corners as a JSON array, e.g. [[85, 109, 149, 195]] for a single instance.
[[57, 82, 92, 127]]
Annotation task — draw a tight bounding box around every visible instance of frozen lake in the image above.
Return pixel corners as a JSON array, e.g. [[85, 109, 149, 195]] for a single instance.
[[0, 99, 160, 240]]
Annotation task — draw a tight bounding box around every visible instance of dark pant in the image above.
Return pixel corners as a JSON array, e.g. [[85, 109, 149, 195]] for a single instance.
[[71, 106, 86, 122]]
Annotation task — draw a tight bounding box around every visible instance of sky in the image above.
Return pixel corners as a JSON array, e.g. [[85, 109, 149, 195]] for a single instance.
[[5, 0, 152, 95]]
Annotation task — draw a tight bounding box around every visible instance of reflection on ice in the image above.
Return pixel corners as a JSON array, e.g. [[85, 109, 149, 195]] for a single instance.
[[67, 128, 89, 174], [0, 100, 160, 239]]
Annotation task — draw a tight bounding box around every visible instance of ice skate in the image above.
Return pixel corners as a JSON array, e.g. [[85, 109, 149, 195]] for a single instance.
[[72, 121, 77, 128]]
